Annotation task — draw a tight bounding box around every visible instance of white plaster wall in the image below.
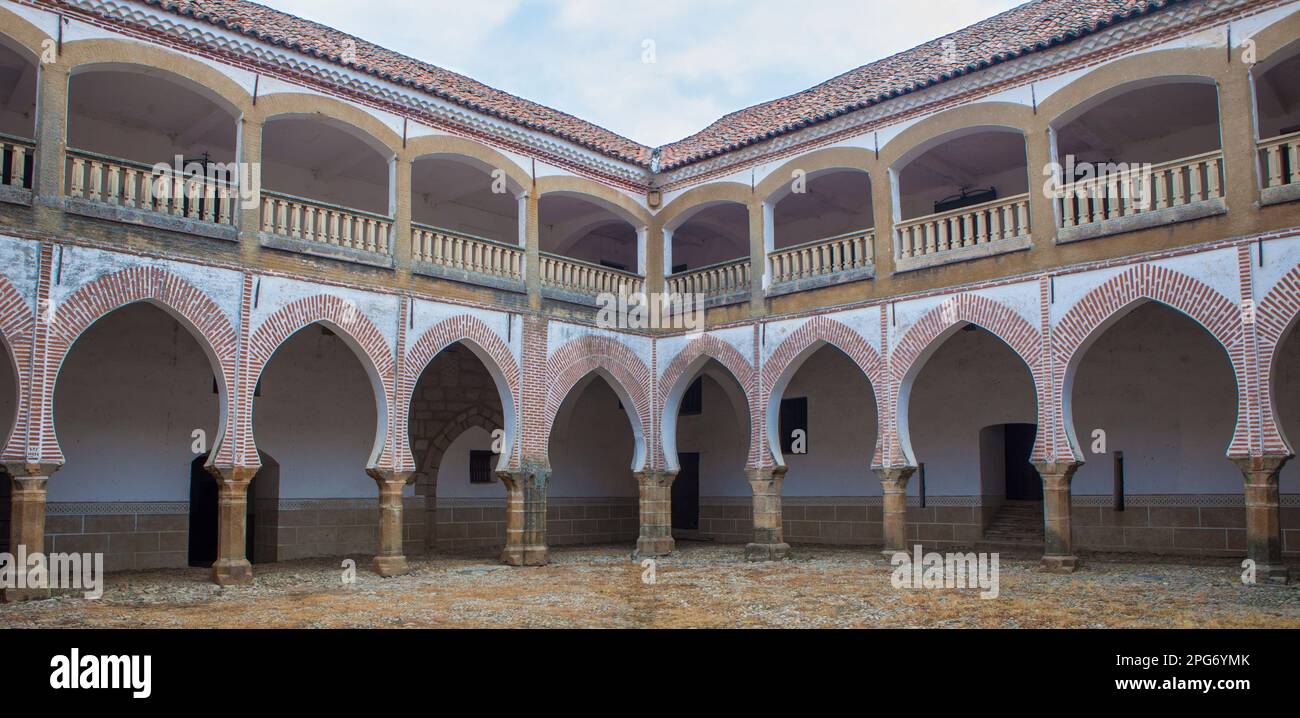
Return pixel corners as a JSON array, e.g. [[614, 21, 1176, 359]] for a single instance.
[[437, 426, 504, 499], [908, 326, 1037, 496], [254, 327, 377, 499], [50, 304, 218, 501], [1071, 303, 1241, 495], [678, 372, 750, 497], [779, 346, 878, 496], [1272, 325, 1300, 491], [548, 378, 637, 498]]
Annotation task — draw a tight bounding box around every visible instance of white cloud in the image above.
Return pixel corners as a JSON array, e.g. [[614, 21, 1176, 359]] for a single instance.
[[259, 0, 1023, 147]]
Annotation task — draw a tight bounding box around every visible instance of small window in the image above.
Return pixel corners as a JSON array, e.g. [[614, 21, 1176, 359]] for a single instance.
[[779, 397, 808, 455], [469, 450, 496, 484], [680, 377, 703, 416]]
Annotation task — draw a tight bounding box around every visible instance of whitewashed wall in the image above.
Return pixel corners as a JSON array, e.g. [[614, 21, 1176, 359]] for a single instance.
[[254, 326, 377, 500], [50, 304, 218, 502]]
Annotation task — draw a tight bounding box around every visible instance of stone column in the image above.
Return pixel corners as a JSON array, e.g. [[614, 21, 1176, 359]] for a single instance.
[[368, 469, 411, 577], [746, 199, 768, 317], [634, 470, 676, 556], [235, 115, 264, 262], [745, 466, 789, 561], [207, 463, 257, 585], [1033, 461, 1081, 573], [391, 155, 413, 280], [32, 62, 68, 231], [2, 463, 59, 602], [523, 190, 541, 311], [498, 463, 550, 566], [1233, 455, 1289, 584], [875, 466, 915, 556]]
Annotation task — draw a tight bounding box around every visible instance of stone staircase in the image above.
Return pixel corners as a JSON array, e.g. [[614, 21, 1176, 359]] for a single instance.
[[976, 500, 1044, 555]]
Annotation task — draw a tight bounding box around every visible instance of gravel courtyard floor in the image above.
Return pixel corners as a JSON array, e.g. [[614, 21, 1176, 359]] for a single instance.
[[3, 543, 1298, 628]]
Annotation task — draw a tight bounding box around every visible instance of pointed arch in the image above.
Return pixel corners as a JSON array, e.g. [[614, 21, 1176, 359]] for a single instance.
[[1052, 264, 1244, 462], [761, 315, 884, 467], [659, 333, 758, 471], [0, 273, 33, 463], [1243, 262, 1300, 457], [44, 266, 238, 467], [401, 314, 520, 473], [544, 334, 651, 472], [246, 294, 394, 470], [892, 293, 1043, 467]]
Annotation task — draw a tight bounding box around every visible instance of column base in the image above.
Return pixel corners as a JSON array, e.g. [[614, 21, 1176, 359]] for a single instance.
[[635, 536, 675, 557], [745, 542, 790, 562], [373, 555, 409, 577], [212, 558, 253, 585], [1253, 563, 1290, 585], [1040, 555, 1081, 573], [500, 546, 549, 566]]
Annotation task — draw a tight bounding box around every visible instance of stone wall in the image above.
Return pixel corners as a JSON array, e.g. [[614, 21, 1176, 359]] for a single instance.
[[430, 497, 638, 554]]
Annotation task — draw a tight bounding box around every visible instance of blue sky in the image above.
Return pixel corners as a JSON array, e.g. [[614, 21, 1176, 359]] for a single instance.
[[259, 0, 1025, 147]]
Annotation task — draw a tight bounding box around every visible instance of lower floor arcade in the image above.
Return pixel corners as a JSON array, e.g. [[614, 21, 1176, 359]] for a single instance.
[[0, 228, 1299, 607], [3, 259, 1298, 599]]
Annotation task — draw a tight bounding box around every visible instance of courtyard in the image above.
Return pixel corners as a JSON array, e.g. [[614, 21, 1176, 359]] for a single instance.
[[2, 544, 1297, 629]]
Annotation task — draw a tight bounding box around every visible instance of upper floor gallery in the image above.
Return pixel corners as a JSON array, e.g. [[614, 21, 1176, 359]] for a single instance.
[[0, 0, 1298, 326]]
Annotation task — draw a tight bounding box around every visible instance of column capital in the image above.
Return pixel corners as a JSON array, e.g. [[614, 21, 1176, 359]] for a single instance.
[[205, 463, 258, 485], [1031, 460, 1081, 478], [366, 468, 414, 487], [633, 469, 677, 488], [2, 461, 62, 480], [1230, 454, 1290, 480], [875, 465, 915, 491]]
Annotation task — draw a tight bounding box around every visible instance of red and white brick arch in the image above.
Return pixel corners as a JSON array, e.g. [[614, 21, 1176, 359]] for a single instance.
[[399, 314, 521, 474], [543, 333, 652, 473], [0, 272, 34, 463], [890, 291, 1044, 468], [243, 293, 395, 472], [761, 314, 886, 468], [1051, 262, 1246, 462], [658, 331, 761, 471], [1246, 257, 1300, 457], [43, 265, 240, 467]]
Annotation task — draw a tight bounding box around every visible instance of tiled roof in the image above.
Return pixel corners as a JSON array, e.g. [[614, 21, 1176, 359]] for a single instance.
[[121, 0, 1181, 173], [658, 0, 1185, 169]]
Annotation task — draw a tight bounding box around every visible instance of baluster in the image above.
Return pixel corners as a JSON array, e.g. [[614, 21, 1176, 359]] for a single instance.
[[123, 168, 137, 208], [5, 144, 17, 186], [1191, 161, 1206, 203], [1286, 141, 1299, 186], [1208, 156, 1222, 198], [70, 156, 85, 197], [87, 161, 104, 201], [1265, 146, 1282, 189], [104, 164, 120, 204], [218, 184, 232, 224]]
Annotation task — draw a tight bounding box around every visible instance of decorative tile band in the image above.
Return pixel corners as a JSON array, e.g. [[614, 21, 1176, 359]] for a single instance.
[[46, 502, 189, 515]]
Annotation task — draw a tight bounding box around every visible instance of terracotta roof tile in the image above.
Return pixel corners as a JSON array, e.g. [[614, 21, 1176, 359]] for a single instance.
[[102, 0, 1181, 173]]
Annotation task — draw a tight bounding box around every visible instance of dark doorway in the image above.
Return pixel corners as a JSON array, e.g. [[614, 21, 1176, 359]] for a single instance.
[[1003, 423, 1042, 500], [188, 454, 256, 567], [0, 465, 10, 553], [672, 452, 700, 531]]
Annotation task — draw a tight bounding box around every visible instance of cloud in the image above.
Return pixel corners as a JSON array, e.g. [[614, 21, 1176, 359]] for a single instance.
[[259, 0, 1023, 147]]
